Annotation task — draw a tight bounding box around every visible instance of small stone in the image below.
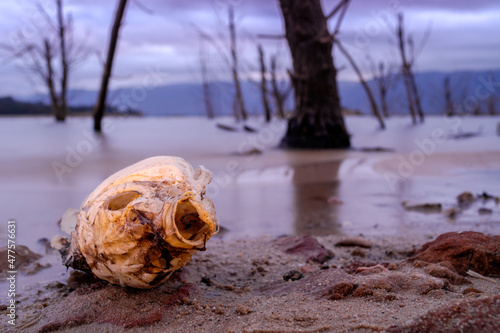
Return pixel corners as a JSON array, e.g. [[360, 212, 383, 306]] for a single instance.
[[444, 207, 458, 219], [422, 263, 470, 285], [283, 269, 304, 282], [356, 264, 389, 275], [351, 247, 366, 257], [478, 207, 493, 215], [335, 238, 372, 249], [236, 305, 252, 315], [462, 287, 483, 295], [324, 282, 356, 300], [276, 235, 334, 264], [300, 264, 319, 274], [457, 191, 475, 206]]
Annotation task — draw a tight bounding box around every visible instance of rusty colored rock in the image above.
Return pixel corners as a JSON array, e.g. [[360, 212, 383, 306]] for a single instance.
[[409, 231, 500, 276], [388, 295, 500, 333], [276, 235, 334, 264], [421, 263, 470, 285], [324, 282, 356, 300]]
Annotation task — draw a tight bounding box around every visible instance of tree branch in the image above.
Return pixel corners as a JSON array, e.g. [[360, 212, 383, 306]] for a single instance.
[[326, 0, 348, 20]]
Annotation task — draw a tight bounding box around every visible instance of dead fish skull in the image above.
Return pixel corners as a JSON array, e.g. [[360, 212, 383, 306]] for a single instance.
[[59, 156, 217, 289]]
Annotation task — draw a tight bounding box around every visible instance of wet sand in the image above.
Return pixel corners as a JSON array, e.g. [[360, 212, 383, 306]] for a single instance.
[[1, 115, 499, 331]]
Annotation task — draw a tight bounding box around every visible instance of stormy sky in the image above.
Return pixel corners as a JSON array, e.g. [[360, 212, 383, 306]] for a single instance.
[[0, 0, 498, 98]]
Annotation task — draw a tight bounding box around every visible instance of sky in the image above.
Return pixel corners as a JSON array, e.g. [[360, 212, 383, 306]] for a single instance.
[[0, 0, 499, 98]]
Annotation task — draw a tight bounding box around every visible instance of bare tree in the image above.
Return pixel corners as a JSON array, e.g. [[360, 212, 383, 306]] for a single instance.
[[257, 44, 272, 122], [228, 5, 248, 121], [193, 3, 248, 121], [198, 39, 215, 119], [487, 95, 497, 115], [278, 0, 351, 149], [444, 76, 454, 116], [270, 55, 291, 119], [369, 59, 395, 118], [395, 13, 425, 123], [93, 0, 129, 132], [1, 0, 87, 121], [336, 41, 385, 129]]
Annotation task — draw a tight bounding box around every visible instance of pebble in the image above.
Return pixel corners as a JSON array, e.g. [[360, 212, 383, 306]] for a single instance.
[[335, 238, 372, 249]]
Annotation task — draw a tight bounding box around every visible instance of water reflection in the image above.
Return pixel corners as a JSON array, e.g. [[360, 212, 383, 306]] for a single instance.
[[292, 161, 342, 236]]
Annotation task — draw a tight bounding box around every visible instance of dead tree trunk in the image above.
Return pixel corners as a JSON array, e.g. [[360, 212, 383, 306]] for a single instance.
[[270, 56, 287, 118], [278, 0, 350, 149], [374, 62, 392, 118], [56, 0, 68, 122], [336, 41, 385, 129], [488, 96, 497, 115], [93, 0, 128, 132], [409, 68, 424, 122], [228, 6, 247, 121], [43, 39, 62, 120], [258, 44, 272, 122], [444, 76, 454, 116], [199, 40, 214, 119], [397, 13, 416, 124]]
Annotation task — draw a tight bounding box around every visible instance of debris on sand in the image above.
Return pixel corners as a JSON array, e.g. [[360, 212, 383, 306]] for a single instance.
[[236, 147, 262, 156], [243, 125, 257, 133], [443, 207, 458, 219], [216, 123, 239, 131], [457, 191, 475, 207], [478, 207, 493, 215], [402, 201, 442, 213]]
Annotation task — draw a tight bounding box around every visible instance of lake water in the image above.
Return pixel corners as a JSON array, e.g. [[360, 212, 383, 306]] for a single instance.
[[0, 115, 499, 253]]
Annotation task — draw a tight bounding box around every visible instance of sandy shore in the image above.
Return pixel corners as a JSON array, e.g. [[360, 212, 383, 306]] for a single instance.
[[1, 116, 499, 331], [2, 232, 499, 332]]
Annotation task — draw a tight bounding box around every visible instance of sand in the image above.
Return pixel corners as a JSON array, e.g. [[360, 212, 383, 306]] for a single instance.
[[2, 233, 499, 332]]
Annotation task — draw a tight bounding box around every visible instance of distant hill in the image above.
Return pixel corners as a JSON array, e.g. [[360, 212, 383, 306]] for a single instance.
[[16, 69, 500, 117], [0, 96, 142, 116]]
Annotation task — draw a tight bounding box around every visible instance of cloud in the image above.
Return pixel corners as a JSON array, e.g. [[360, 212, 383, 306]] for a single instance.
[[0, 0, 499, 96]]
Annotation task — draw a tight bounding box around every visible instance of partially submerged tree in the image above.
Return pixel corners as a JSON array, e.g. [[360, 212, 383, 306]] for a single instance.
[[443, 76, 454, 116], [1, 0, 87, 122], [257, 44, 272, 122], [336, 41, 385, 129], [270, 54, 292, 119], [198, 39, 215, 119], [193, 3, 248, 121], [395, 13, 426, 123], [228, 5, 248, 121], [93, 0, 129, 132], [278, 0, 351, 149], [370, 60, 395, 118]]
